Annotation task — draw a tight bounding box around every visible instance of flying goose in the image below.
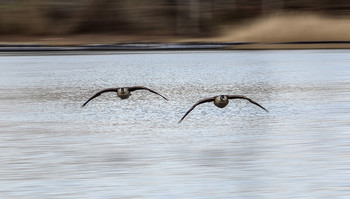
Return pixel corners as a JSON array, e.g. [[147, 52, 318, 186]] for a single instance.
[[179, 95, 268, 123], [82, 86, 168, 107]]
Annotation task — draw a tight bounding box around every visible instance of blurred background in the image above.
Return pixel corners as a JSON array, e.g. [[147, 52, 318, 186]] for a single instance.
[[0, 0, 350, 43], [1, 1, 350, 198]]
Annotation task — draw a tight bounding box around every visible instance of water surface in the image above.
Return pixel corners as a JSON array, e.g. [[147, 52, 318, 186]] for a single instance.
[[0, 50, 349, 198]]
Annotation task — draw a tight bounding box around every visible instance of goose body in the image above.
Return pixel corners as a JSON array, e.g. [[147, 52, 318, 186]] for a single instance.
[[214, 95, 229, 108], [117, 87, 131, 99], [82, 86, 167, 107], [179, 95, 268, 123]]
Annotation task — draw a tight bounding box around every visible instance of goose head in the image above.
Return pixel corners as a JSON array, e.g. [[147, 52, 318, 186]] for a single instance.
[[219, 95, 227, 101]]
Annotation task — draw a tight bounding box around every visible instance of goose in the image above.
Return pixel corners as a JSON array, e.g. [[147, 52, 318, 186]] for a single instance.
[[179, 95, 268, 123], [82, 86, 168, 107]]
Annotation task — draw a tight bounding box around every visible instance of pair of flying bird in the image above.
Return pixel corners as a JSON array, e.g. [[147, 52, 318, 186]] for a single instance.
[[82, 86, 268, 123]]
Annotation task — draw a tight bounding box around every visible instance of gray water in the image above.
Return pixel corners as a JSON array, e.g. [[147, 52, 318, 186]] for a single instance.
[[0, 50, 349, 198]]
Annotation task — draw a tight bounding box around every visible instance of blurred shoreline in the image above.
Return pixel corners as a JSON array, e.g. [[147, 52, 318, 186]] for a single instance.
[[2, 13, 350, 51], [1, 11, 350, 50], [0, 38, 350, 51]]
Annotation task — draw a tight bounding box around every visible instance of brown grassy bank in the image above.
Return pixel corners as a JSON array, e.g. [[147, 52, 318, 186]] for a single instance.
[[216, 13, 350, 43]]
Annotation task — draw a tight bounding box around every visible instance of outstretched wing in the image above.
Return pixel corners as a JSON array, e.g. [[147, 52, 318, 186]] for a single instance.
[[128, 86, 168, 100], [227, 95, 268, 112], [178, 97, 215, 123], [82, 88, 119, 107]]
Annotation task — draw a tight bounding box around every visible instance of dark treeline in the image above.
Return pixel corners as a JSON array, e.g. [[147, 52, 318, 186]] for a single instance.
[[0, 0, 349, 36]]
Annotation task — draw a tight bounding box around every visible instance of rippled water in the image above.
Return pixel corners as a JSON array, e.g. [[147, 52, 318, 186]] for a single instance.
[[1, 50, 349, 198]]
